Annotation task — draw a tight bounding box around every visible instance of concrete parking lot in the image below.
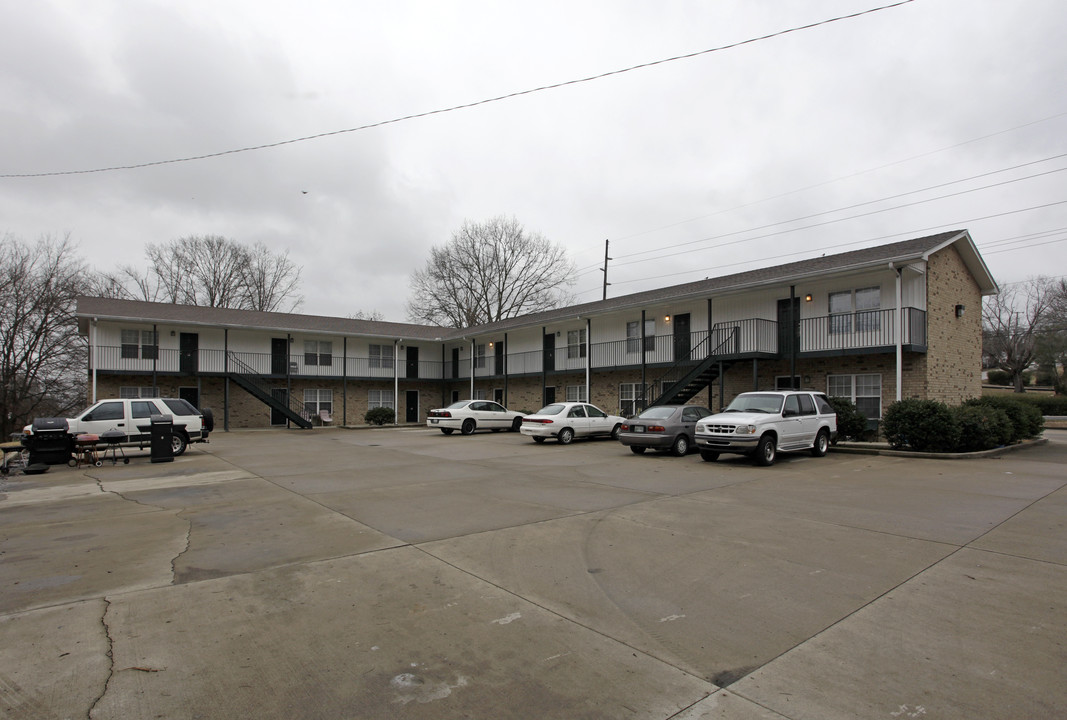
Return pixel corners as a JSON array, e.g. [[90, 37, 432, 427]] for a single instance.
[[1, 426, 1065, 719]]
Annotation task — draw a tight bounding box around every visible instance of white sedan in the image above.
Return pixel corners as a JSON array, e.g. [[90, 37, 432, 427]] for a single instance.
[[426, 400, 525, 435], [519, 402, 625, 444]]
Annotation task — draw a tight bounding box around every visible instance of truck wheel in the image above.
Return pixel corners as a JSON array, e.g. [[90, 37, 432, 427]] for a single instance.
[[811, 429, 829, 457], [171, 433, 188, 457], [700, 450, 719, 462], [755, 434, 776, 466]]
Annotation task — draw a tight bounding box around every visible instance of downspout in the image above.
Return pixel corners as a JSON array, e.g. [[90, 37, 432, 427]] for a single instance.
[[342, 336, 347, 426], [224, 328, 229, 432], [286, 334, 292, 429], [640, 309, 647, 410], [90, 318, 98, 403], [152, 323, 158, 394], [895, 264, 903, 402], [393, 339, 399, 425], [503, 333, 509, 406], [585, 317, 591, 403], [541, 327, 547, 404]]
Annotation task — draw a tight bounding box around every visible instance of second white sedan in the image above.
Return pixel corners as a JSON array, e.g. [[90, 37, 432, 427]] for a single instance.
[[426, 400, 525, 435], [519, 402, 625, 444]]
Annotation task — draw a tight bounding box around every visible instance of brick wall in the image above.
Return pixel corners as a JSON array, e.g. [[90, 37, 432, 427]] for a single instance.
[[924, 245, 983, 405]]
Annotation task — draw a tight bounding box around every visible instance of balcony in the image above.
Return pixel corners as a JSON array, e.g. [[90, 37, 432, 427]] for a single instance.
[[89, 308, 926, 381]]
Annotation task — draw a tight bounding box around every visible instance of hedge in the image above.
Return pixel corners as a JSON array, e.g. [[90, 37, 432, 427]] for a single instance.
[[826, 396, 871, 442], [364, 407, 396, 425], [879, 395, 1045, 453]]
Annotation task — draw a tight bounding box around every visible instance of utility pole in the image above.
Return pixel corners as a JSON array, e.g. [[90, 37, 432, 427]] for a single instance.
[[601, 239, 612, 300]]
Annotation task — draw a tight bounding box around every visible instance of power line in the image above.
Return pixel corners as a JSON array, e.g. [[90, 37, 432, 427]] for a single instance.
[[1, 0, 917, 179]]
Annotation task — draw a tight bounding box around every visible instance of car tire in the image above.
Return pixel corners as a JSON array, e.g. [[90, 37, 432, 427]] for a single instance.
[[511, 417, 523, 432], [630, 446, 646, 455], [532, 436, 545, 443], [700, 450, 719, 462], [755, 434, 776, 466], [610, 423, 622, 441], [811, 429, 830, 457], [171, 432, 188, 457], [558, 427, 575, 445], [670, 435, 689, 457], [440, 428, 454, 435], [461, 418, 476, 435]]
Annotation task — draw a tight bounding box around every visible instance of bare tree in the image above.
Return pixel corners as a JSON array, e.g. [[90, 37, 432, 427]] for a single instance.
[[349, 309, 385, 321], [407, 216, 575, 328], [241, 242, 303, 312], [982, 277, 1059, 392], [96, 236, 303, 311], [0, 234, 88, 436]]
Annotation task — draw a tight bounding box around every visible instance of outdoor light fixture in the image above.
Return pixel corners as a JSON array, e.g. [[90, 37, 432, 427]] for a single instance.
[[955, 304, 966, 318], [664, 315, 671, 323], [804, 294, 813, 302], [488, 342, 494, 348]]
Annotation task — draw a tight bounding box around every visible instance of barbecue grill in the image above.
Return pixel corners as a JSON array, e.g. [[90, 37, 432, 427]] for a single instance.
[[24, 418, 72, 465]]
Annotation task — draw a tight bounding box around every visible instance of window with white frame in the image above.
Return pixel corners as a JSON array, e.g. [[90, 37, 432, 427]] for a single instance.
[[567, 329, 586, 359], [473, 388, 487, 400], [566, 385, 587, 402], [369, 344, 394, 369], [303, 340, 333, 366], [475, 343, 486, 369], [626, 319, 656, 353], [303, 389, 333, 415], [619, 382, 653, 416], [120, 386, 158, 398], [121, 329, 158, 360], [828, 373, 882, 418], [829, 287, 881, 334], [368, 389, 394, 409]]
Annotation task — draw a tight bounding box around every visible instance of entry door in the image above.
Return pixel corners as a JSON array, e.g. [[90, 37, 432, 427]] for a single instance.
[[544, 386, 556, 405], [673, 313, 691, 360], [405, 390, 419, 423], [406, 347, 419, 379], [271, 338, 288, 374], [179, 333, 199, 374], [494, 341, 505, 375], [542, 334, 555, 372], [494, 388, 504, 405], [179, 386, 200, 410], [270, 388, 288, 426], [777, 298, 800, 357]]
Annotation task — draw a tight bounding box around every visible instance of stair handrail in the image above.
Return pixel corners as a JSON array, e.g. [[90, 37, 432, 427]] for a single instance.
[[226, 351, 311, 423], [644, 328, 738, 403]]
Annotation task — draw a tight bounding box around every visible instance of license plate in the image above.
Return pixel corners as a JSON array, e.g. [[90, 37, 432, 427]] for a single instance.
[[430, 419, 438, 424], [633, 426, 645, 433]]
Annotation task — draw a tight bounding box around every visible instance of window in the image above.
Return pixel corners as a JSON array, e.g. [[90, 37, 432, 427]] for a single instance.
[[828, 373, 882, 418], [475, 344, 486, 369], [566, 385, 587, 402], [120, 386, 158, 398], [121, 329, 157, 359], [626, 320, 656, 353], [369, 344, 394, 369], [620, 383, 650, 416], [567, 329, 586, 359], [304, 389, 333, 415], [304, 340, 333, 366], [829, 287, 881, 334], [131, 400, 158, 419], [368, 389, 394, 409], [473, 388, 487, 400], [84, 402, 124, 422]]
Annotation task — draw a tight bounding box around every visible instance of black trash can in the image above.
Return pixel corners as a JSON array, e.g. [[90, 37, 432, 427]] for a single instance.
[[25, 418, 72, 465], [149, 414, 174, 463]]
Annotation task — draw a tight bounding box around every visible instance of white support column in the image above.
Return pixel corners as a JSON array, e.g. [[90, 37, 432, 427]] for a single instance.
[[895, 266, 903, 402]]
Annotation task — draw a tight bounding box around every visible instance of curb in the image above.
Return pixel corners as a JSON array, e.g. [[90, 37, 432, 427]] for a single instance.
[[831, 436, 1049, 459]]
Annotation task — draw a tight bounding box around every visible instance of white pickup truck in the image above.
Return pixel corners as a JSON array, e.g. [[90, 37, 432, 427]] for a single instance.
[[34, 397, 213, 456]]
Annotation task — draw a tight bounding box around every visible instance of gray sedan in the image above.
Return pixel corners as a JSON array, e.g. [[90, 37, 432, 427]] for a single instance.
[[617, 405, 713, 456]]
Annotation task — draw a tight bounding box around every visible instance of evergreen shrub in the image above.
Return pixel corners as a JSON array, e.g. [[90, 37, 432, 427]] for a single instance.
[[881, 399, 961, 452], [826, 396, 870, 442], [952, 404, 1012, 452], [364, 407, 396, 425]]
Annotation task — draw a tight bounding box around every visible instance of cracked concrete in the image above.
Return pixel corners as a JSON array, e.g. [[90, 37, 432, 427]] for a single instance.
[[1, 428, 1065, 718]]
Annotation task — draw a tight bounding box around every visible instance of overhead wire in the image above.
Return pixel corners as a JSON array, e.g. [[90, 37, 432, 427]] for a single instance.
[[1, 0, 917, 179]]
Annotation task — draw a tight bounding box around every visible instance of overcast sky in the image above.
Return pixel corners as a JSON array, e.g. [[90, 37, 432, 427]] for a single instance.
[[3, 0, 1065, 322]]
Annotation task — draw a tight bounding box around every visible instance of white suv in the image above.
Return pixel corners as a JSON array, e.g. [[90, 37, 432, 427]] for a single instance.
[[28, 398, 213, 456], [694, 390, 837, 466]]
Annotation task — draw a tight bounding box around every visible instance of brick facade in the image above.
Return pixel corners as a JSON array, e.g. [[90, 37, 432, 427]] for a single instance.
[[923, 245, 984, 404]]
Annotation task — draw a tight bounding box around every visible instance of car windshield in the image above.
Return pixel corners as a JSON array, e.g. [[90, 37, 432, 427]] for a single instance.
[[724, 394, 784, 414], [446, 401, 471, 409], [534, 404, 565, 415], [636, 407, 675, 420]]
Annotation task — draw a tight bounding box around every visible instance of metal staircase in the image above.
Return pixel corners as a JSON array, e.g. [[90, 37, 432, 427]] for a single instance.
[[226, 353, 313, 429], [646, 331, 738, 407]]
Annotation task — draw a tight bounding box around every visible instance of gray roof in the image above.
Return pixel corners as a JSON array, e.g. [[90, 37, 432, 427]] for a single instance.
[[77, 230, 997, 341]]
